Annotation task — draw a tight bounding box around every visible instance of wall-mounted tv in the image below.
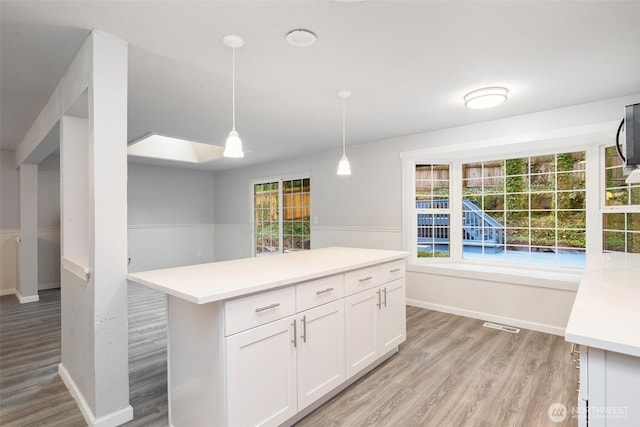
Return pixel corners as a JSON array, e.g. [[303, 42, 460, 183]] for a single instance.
[[620, 103, 640, 166]]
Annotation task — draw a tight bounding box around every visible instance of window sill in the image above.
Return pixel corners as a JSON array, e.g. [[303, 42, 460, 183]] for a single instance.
[[407, 261, 581, 291]]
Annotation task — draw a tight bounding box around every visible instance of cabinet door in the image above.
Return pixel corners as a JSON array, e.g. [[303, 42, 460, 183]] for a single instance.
[[226, 316, 297, 427], [297, 300, 345, 410], [378, 278, 406, 354], [345, 287, 379, 379]]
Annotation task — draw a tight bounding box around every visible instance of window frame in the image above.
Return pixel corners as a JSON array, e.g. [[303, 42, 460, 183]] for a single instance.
[[402, 140, 602, 272], [250, 173, 311, 257], [600, 143, 640, 254]]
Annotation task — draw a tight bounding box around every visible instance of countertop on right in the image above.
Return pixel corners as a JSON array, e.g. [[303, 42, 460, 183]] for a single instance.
[[565, 252, 640, 357]]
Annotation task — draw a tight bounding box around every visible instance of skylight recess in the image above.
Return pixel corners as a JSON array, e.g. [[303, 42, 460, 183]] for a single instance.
[[127, 134, 224, 164]]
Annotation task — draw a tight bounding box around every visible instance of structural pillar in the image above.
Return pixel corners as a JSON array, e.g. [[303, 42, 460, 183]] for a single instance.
[[18, 162, 39, 303]]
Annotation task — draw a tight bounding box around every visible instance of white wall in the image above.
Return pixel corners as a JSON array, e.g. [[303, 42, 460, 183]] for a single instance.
[[1, 150, 20, 294], [0, 150, 62, 294], [38, 151, 61, 290], [213, 94, 640, 334], [213, 141, 403, 261], [127, 162, 215, 272]]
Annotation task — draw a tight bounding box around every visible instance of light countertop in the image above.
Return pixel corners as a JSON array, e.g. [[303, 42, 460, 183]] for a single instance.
[[127, 247, 409, 304], [565, 253, 640, 357]]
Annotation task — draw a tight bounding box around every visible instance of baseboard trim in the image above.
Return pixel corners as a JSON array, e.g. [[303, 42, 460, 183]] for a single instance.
[[16, 290, 39, 304], [406, 299, 566, 336], [59, 363, 133, 427], [0, 288, 16, 296], [39, 282, 61, 291]]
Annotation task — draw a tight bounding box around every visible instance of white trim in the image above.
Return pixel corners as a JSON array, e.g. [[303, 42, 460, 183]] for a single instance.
[[0, 288, 16, 296], [62, 255, 90, 282], [399, 121, 618, 160], [39, 282, 60, 290], [311, 225, 401, 233], [16, 290, 39, 303], [127, 223, 214, 230], [0, 228, 19, 235], [406, 299, 566, 336], [58, 363, 134, 427], [407, 262, 581, 291]]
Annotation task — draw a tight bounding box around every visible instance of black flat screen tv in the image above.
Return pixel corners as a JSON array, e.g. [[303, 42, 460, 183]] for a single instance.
[[625, 103, 640, 166]]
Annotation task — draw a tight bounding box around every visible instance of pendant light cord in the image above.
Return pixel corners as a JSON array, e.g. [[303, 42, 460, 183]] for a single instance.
[[232, 47, 236, 131], [342, 96, 346, 156]]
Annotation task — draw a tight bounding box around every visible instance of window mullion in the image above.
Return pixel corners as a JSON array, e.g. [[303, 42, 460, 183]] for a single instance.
[[450, 161, 463, 260], [278, 179, 284, 254]]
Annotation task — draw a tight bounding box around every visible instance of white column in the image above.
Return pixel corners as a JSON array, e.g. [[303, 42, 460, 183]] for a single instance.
[[18, 163, 39, 303], [58, 31, 132, 427], [89, 31, 130, 422]]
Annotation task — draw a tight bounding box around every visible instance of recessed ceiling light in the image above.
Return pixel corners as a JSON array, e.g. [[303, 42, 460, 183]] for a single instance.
[[127, 134, 224, 164], [285, 29, 317, 47], [464, 87, 509, 109]]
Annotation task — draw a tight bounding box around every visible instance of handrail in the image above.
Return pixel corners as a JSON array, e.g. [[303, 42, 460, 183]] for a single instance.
[[416, 199, 504, 246]]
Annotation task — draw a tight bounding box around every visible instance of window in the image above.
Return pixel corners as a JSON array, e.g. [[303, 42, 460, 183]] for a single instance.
[[602, 146, 640, 253], [462, 152, 586, 267], [253, 177, 311, 256], [416, 164, 450, 258]]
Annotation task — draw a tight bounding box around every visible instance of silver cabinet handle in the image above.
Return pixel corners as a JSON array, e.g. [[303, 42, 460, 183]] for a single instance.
[[255, 302, 280, 313], [383, 287, 387, 307], [316, 287, 334, 295], [301, 315, 307, 343], [377, 289, 381, 308], [390, 268, 402, 273], [292, 320, 297, 348], [359, 276, 373, 283]]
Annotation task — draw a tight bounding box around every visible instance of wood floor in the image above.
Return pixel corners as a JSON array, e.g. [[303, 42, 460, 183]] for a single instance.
[[0, 284, 577, 426]]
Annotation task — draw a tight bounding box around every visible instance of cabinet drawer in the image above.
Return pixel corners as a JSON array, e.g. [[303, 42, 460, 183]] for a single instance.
[[378, 260, 405, 283], [344, 265, 381, 296], [225, 287, 296, 336], [296, 274, 344, 312]]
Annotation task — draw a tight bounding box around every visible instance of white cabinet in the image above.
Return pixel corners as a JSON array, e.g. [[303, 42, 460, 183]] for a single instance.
[[225, 299, 346, 426], [162, 253, 407, 427], [344, 286, 379, 378], [296, 300, 345, 410], [345, 277, 406, 379], [225, 281, 346, 427], [226, 316, 297, 427], [378, 278, 406, 354], [576, 346, 640, 427], [140, 248, 408, 427]]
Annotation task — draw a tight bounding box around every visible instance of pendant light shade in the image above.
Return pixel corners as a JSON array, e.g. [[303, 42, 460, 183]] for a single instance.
[[337, 155, 351, 175], [223, 35, 244, 158], [337, 90, 352, 176], [224, 130, 243, 158]]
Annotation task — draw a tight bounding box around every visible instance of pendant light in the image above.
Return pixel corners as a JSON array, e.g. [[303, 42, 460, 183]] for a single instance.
[[222, 35, 244, 158], [337, 90, 352, 176]]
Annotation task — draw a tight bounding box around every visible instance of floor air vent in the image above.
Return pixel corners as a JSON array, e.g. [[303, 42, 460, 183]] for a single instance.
[[483, 322, 520, 334]]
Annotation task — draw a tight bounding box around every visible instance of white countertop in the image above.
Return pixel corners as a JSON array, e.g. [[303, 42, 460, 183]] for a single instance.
[[127, 247, 409, 304], [565, 253, 640, 357]]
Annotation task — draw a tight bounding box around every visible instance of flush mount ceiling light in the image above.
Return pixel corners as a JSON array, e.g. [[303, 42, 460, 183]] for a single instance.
[[285, 29, 317, 47], [222, 35, 244, 158], [337, 90, 352, 176], [464, 86, 509, 109]]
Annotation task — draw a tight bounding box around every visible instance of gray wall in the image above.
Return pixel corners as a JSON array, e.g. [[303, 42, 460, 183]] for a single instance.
[[127, 162, 215, 272], [1, 150, 19, 229], [212, 94, 640, 334]]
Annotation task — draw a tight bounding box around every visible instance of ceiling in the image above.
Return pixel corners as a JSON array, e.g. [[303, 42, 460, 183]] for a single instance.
[[2, 1, 640, 171]]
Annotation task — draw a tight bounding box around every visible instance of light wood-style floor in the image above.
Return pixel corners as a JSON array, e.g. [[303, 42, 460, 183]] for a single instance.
[[1, 284, 577, 426]]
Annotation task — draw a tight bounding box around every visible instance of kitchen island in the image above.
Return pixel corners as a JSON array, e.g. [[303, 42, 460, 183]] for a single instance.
[[128, 247, 409, 427], [565, 253, 640, 427]]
